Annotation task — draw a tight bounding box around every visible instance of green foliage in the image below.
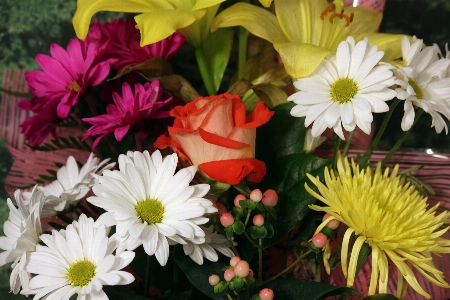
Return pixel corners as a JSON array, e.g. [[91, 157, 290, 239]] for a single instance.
[[362, 294, 400, 300]]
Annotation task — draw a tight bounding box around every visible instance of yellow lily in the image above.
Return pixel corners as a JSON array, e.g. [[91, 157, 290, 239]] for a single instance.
[[72, 0, 225, 47], [212, 0, 403, 78], [259, 0, 273, 8]]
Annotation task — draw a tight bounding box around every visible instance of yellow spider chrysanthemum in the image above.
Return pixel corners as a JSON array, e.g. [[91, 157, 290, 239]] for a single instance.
[[305, 156, 450, 299]]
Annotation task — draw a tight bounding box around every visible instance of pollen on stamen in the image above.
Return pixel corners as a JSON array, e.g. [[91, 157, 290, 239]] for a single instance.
[[329, 10, 354, 27], [320, 3, 335, 20]]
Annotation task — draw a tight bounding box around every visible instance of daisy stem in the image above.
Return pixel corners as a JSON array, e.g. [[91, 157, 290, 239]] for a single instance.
[[258, 238, 263, 284], [332, 133, 341, 169], [358, 98, 401, 166], [195, 47, 216, 96], [381, 109, 424, 166], [342, 130, 355, 157], [262, 249, 312, 284], [144, 255, 150, 297]]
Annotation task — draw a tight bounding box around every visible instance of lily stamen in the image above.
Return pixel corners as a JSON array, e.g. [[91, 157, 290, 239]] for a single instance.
[[329, 10, 354, 27], [320, 3, 335, 20]]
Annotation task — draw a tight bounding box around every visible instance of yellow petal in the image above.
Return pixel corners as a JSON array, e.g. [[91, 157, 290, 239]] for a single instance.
[[275, 42, 332, 78], [259, 0, 273, 8], [72, 0, 156, 40], [180, 4, 220, 48], [192, 0, 225, 10], [346, 235, 367, 287], [135, 9, 206, 46], [211, 3, 287, 44], [274, 0, 327, 44]]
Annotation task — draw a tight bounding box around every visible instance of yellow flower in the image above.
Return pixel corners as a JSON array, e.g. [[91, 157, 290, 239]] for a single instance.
[[211, 0, 403, 78], [72, 0, 225, 47], [306, 156, 450, 299]]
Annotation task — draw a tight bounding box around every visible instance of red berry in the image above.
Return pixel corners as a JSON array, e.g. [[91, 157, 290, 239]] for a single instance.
[[234, 194, 246, 208], [216, 202, 227, 215], [234, 260, 250, 278], [246, 269, 254, 279], [208, 274, 220, 286], [322, 213, 340, 229], [253, 214, 265, 227], [220, 213, 234, 228], [262, 189, 278, 207], [230, 256, 241, 267], [312, 232, 328, 248], [224, 268, 235, 282], [259, 288, 274, 300], [250, 189, 263, 202]]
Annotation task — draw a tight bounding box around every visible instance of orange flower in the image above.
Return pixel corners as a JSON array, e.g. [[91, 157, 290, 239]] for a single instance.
[[154, 93, 274, 185]]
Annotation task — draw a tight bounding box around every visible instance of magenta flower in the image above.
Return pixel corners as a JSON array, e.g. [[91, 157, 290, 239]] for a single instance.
[[82, 80, 173, 149], [18, 98, 59, 146], [25, 38, 110, 119], [87, 19, 186, 72]]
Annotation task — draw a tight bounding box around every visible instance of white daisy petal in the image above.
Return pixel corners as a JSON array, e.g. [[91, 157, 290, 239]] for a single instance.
[[22, 215, 134, 299]]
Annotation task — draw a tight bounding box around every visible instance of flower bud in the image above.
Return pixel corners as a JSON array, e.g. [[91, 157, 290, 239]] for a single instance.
[[312, 232, 328, 248], [216, 201, 227, 215], [322, 213, 340, 229], [224, 268, 235, 282], [230, 256, 241, 267], [234, 194, 246, 208], [262, 189, 278, 207], [209, 274, 220, 286], [259, 288, 274, 300], [234, 260, 250, 278], [250, 189, 263, 202], [253, 214, 265, 227], [220, 213, 234, 227]]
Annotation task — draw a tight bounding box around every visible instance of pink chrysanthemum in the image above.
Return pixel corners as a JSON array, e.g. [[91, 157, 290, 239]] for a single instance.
[[87, 19, 186, 72], [25, 38, 110, 119], [18, 97, 59, 146], [82, 80, 173, 149]]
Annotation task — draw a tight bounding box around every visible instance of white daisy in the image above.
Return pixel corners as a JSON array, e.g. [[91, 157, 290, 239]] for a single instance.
[[21, 214, 135, 300], [394, 36, 450, 133], [88, 150, 216, 266], [23, 153, 115, 217], [0, 187, 44, 294], [288, 36, 397, 140], [181, 225, 235, 265]]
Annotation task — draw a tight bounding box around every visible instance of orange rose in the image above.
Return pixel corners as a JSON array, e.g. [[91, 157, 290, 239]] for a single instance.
[[154, 93, 274, 185]]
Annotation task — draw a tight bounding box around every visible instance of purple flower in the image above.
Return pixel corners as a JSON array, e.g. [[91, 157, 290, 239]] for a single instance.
[[82, 80, 173, 149], [25, 38, 110, 119]]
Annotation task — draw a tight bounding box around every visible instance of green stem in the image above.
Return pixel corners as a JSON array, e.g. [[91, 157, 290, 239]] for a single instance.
[[134, 131, 143, 152], [144, 255, 150, 297], [258, 238, 263, 285], [342, 130, 354, 157], [244, 210, 251, 226], [228, 239, 240, 257], [244, 231, 260, 248], [381, 109, 424, 166], [262, 250, 313, 284], [332, 133, 341, 169], [358, 98, 401, 166], [195, 47, 216, 95], [225, 293, 234, 300]]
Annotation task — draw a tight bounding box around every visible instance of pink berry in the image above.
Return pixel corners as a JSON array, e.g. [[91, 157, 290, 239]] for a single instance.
[[220, 213, 234, 227], [250, 189, 263, 202], [322, 213, 340, 229], [234, 194, 246, 208], [234, 260, 250, 278], [209, 274, 220, 286], [224, 268, 235, 282], [253, 214, 265, 227], [259, 288, 274, 300], [230, 256, 241, 267], [216, 202, 227, 215], [246, 269, 254, 279], [262, 189, 278, 207], [312, 232, 328, 248]]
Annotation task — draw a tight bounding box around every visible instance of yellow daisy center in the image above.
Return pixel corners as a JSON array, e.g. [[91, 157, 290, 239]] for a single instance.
[[408, 79, 423, 99], [136, 199, 165, 224], [67, 260, 96, 286], [68, 80, 81, 92], [331, 78, 358, 103]]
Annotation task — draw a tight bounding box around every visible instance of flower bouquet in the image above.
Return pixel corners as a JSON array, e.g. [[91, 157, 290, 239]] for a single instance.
[[1, 0, 450, 299]]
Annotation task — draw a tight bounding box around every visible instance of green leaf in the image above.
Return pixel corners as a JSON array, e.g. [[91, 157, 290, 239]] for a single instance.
[[173, 246, 228, 300], [103, 287, 149, 300], [161, 289, 193, 300], [252, 83, 288, 108], [240, 279, 360, 299], [225, 226, 234, 239], [355, 243, 372, 282], [232, 220, 245, 235], [203, 28, 234, 91], [362, 294, 399, 300], [263, 222, 274, 239], [0, 288, 29, 299]]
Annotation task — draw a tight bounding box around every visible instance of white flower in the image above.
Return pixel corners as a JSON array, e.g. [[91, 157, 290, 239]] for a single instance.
[[288, 36, 397, 140], [88, 150, 216, 266], [21, 214, 135, 300], [394, 36, 450, 133], [23, 153, 115, 217], [0, 187, 44, 294], [181, 225, 235, 265]]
